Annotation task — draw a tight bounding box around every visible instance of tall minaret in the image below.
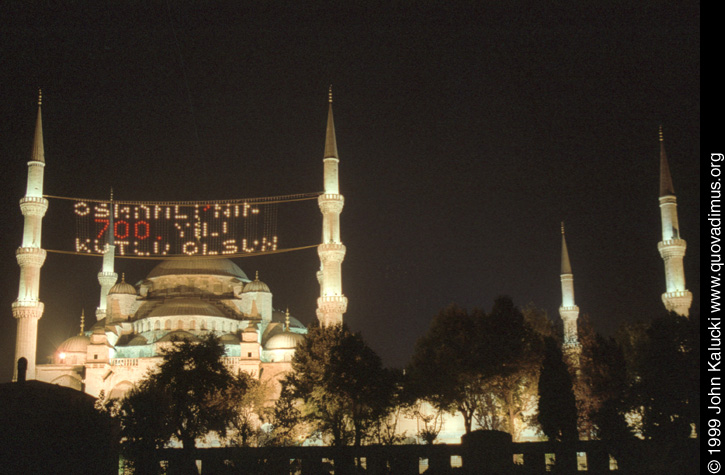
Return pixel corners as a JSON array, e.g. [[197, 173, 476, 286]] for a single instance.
[[316, 87, 347, 327], [96, 190, 118, 320], [559, 223, 581, 357], [657, 127, 692, 316], [12, 91, 49, 380]]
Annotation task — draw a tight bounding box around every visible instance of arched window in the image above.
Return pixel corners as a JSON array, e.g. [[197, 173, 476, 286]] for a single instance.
[[165, 320, 171, 330], [189, 320, 196, 330]]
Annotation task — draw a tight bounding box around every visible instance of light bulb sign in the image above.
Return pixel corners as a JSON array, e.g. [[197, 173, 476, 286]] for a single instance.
[[73, 199, 278, 257]]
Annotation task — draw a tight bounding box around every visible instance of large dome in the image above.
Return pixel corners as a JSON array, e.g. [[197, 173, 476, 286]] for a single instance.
[[147, 258, 250, 281]]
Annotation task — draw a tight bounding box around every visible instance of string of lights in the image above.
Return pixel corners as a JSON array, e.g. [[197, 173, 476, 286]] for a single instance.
[[46, 192, 321, 258]]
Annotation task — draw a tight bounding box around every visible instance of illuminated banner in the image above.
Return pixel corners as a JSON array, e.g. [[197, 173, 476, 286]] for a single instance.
[[73, 199, 279, 257]]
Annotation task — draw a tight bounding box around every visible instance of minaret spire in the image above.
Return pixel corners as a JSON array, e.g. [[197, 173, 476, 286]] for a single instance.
[[656, 128, 692, 316], [559, 223, 581, 362], [12, 92, 50, 380], [316, 88, 347, 326], [96, 189, 118, 320]]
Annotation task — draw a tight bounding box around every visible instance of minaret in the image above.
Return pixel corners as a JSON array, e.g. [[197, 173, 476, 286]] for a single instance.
[[559, 223, 581, 358], [316, 87, 347, 326], [12, 91, 49, 381], [96, 190, 118, 320], [657, 127, 692, 316]]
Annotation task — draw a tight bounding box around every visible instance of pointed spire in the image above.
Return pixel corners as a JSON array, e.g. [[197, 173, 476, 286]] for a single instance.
[[324, 85, 339, 159], [31, 89, 45, 163], [79, 309, 85, 336], [659, 126, 675, 197], [561, 222, 572, 274]]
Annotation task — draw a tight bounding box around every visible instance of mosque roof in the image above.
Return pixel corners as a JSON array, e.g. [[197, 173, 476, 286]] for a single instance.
[[147, 298, 226, 318], [146, 258, 250, 281]]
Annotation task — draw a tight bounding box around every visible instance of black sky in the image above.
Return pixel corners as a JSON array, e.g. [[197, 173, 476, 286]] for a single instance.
[[0, 2, 700, 383]]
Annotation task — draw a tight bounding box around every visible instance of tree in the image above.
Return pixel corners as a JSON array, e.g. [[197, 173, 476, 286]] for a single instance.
[[483, 299, 547, 439], [114, 383, 173, 475], [408, 298, 548, 439], [633, 313, 699, 441], [213, 371, 270, 447], [407, 304, 483, 434], [537, 336, 578, 442], [114, 335, 236, 474], [284, 323, 394, 446], [268, 380, 306, 446]]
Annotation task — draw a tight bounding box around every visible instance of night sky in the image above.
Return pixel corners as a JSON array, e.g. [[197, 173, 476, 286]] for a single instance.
[[0, 2, 700, 383]]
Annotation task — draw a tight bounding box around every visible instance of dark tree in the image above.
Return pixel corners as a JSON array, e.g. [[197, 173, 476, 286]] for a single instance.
[[537, 336, 578, 443], [285, 323, 394, 446], [269, 380, 305, 446], [115, 384, 173, 475], [408, 298, 547, 439], [114, 335, 235, 474], [407, 304, 482, 434]]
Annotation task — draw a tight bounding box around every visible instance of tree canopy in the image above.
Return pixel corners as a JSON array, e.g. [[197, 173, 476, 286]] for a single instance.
[[280, 323, 395, 446]]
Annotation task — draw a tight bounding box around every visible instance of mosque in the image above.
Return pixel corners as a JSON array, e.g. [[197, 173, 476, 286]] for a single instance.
[[11, 91, 347, 401], [9, 90, 691, 443]]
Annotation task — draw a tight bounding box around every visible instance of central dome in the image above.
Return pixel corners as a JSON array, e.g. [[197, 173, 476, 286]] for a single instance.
[[147, 258, 250, 281]]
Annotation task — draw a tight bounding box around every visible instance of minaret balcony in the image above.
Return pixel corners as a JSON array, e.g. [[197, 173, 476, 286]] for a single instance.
[[658, 239, 687, 258], [19, 196, 48, 216], [16, 247, 47, 267], [317, 295, 348, 313], [12, 300, 44, 319], [318, 194, 345, 213], [662, 290, 693, 316], [318, 243, 346, 262], [98, 271, 119, 287]]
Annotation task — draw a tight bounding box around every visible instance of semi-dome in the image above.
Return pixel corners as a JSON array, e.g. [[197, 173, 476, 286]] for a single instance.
[[147, 258, 250, 281], [57, 335, 90, 354], [265, 331, 305, 350], [220, 333, 241, 344], [147, 298, 225, 318], [156, 330, 200, 343]]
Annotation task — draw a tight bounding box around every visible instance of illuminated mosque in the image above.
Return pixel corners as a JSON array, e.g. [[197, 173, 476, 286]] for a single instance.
[[11, 91, 347, 400], [10, 90, 691, 443]]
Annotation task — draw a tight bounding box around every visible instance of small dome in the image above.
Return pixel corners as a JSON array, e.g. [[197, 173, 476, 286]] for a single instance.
[[110, 280, 136, 295], [265, 331, 305, 350], [243, 271, 270, 293], [57, 335, 90, 354], [147, 258, 249, 281]]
